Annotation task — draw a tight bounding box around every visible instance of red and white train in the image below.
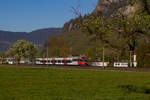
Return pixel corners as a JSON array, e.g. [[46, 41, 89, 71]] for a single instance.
[[34, 56, 88, 66]]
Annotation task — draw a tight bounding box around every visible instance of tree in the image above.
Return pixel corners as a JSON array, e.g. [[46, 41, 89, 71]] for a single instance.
[[136, 43, 150, 67], [45, 36, 71, 57], [81, 0, 150, 50], [7, 40, 38, 64], [84, 47, 96, 61], [114, 8, 150, 52], [0, 51, 6, 64], [0, 51, 6, 58], [59, 47, 70, 57], [81, 15, 117, 48]]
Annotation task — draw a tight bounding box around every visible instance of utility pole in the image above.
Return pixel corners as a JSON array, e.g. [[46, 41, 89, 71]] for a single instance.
[[95, 37, 98, 59], [103, 47, 105, 68], [130, 51, 132, 67], [47, 44, 49, 65]]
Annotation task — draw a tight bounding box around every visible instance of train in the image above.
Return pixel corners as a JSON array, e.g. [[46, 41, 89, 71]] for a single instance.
[[1, 56, 137, 67], [34, 56, 88, 66]]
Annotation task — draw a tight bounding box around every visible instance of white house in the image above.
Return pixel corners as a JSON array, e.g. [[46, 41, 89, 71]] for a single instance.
[[114, 62, 129, 67], [91, 61, 109, 67]]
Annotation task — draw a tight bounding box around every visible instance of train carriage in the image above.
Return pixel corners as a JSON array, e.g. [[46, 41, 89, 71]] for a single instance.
[[34, 56, 88, 66]]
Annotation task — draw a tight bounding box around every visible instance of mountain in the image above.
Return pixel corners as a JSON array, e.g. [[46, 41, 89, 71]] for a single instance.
[[26, 28, 62, 44], [0, 28, 62, 50], [46, 0, 150, 57]]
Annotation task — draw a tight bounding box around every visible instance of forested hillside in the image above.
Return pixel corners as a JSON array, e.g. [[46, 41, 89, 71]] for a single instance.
[[45, 0, 150, 67]]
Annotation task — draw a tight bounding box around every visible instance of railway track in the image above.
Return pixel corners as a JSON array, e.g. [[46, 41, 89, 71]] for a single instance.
[[1, 64, 150, 72]]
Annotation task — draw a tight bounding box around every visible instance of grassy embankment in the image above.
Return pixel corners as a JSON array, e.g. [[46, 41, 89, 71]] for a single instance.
[[0, 65, 150, 100]]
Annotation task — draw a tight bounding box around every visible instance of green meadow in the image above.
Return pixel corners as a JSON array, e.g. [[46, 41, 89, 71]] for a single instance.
[[0, 66, 150, 100]]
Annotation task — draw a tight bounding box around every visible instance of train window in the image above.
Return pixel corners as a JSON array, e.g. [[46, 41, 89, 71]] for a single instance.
[[82, 57, 88, 61], [73, 59, 83, 61], [36, 60, 40, 62], [73, 59, 78, 61], [58, 60, 61, 63], [43, 60, 49, 63], [115, 63, 119, 66], [62, 60, 67, 63], [78, 59, 83, 61], [66, 60, 72, 63], [41, 60, 46, 63], [84, 59, 88, 62], [51, 60, 56, 63], [82, 56, 86, 59]]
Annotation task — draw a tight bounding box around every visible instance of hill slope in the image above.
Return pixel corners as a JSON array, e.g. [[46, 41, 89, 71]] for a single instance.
[[0, 28, 61, 50]]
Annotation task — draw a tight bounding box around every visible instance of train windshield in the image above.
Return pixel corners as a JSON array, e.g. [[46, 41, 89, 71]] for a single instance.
[[73, 59, 84, 62], [73, 59, 79, 61], [81, 57, 88, 62]]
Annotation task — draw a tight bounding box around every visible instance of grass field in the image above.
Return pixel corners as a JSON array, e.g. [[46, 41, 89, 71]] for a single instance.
[[0, 66, 150, 100]]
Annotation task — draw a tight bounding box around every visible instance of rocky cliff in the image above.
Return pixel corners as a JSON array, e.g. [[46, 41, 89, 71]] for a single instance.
[[62, 0, 149, 32], [94, 0, 128, 16], [62, 0, 129, 32]]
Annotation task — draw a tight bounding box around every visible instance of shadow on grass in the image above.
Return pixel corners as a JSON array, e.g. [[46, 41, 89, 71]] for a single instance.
[[118, 84, 150, 94]]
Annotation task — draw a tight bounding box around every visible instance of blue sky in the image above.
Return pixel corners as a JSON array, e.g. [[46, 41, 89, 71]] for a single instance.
[[0, 0, 97, 32]]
